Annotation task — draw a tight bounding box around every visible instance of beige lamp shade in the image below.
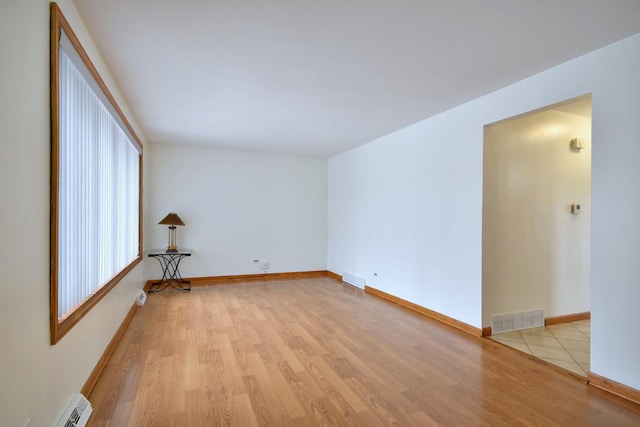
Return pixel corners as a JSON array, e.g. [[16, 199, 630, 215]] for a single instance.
[[158, 212, 185, 226]]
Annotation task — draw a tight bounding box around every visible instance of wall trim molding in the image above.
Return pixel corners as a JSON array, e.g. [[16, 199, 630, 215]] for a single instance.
[[144, 270, 335, 290], [588, 372, 640, 405], [545, 311, 590, 326], [326, 270, 342, 281], [364, 285, 482, 336], [482, 326, 492, 337], [82, 302, 138, 397]]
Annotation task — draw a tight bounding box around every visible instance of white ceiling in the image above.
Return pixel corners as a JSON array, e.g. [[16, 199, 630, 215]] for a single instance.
[[73, 0, 640, 157]]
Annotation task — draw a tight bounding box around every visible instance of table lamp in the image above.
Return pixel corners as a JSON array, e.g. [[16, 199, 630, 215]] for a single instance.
[[158, 212, 185, 252]]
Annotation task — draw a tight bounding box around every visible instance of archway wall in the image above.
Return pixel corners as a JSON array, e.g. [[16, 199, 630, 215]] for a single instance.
[[328, 33, 640, 390], [483, 107, 591, 328]]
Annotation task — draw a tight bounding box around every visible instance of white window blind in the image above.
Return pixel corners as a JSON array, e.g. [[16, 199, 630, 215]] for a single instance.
[[57, 43, 140, 318]]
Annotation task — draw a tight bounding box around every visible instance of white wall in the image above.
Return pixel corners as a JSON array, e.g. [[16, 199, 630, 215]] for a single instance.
[[328, 111, 484, 327], [146, 144, 327, 278], [0, 1, 146, 426], [483, 108, 591, 326], [328, 33, 640, 391]]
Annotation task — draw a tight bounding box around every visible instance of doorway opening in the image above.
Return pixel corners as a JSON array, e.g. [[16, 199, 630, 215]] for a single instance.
[[482, 94, 592, 376]]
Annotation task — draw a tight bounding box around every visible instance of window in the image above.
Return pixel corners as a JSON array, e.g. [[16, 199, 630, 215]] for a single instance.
[[50, 3, 142, 344]]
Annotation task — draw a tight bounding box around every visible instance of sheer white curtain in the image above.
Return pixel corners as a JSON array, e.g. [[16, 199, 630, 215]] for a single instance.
[[57, 45, 139, 318]]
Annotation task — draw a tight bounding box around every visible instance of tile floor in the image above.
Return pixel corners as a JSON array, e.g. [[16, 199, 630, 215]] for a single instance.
[[490, 319, 590, 376]]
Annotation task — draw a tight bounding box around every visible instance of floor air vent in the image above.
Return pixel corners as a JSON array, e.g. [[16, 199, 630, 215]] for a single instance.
[[342, 272, 366, 289], [491, 309, 544, 334], [56, 393, 92, 427], [136, 289, 147, 306]]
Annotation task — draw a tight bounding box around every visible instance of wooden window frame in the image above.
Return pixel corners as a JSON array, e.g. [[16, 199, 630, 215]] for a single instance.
[[50, 2, 143, 344]]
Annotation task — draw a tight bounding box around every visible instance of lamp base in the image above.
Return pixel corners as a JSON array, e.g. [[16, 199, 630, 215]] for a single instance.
[[166, 245, 178, 253]]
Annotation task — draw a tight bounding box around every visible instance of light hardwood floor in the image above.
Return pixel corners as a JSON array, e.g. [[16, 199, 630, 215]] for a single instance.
[[87, 277, 640, 426]]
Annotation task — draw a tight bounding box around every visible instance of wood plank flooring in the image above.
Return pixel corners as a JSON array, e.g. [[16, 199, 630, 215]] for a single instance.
[[87, 277, 640, 426]]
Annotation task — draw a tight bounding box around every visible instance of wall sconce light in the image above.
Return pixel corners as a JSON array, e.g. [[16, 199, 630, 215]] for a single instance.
[[570, 137, 584, 151], [158, 212, 185, 252]]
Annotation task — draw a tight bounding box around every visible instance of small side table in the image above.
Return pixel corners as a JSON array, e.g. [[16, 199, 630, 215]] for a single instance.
[[148, 249, 192, 293]]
